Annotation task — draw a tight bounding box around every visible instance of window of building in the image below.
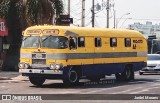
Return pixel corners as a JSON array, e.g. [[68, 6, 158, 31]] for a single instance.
[[110, 38, 117, 47], [78, 37, 85, 47], [95, 37, 102, 47], [125, 38, 131, 47]]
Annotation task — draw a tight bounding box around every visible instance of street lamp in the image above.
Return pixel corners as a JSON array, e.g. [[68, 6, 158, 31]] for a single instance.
[[115, 13, 130, 28], [119, 17, 132, 28]]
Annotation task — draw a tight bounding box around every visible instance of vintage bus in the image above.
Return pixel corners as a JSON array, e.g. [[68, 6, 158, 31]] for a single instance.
[[19, 25, 147, 86]]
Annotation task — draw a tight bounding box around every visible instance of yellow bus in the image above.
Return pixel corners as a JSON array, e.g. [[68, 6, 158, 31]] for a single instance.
[[19, 25, 147, 86]]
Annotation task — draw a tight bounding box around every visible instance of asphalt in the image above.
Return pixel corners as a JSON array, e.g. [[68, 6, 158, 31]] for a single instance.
[[0, 71, 28, 81]]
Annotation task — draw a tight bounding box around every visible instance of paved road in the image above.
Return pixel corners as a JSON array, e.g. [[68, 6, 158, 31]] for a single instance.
[[0, 72, 160, 103]]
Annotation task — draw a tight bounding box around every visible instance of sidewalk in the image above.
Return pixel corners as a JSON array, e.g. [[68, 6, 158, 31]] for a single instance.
[[0, 71, 28, 81]]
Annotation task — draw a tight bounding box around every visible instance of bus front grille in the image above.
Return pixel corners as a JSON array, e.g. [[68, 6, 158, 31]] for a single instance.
[[32, 53, 46, 64], [32, 59, 46, 64]]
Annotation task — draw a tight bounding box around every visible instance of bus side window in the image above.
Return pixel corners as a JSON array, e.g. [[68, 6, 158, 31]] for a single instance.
[[125, 38, 131, 47], [69, 37, 77, 49], [95, 37, 102, 47], [78, 37, 85, 47], [110, 38, 117, 47]]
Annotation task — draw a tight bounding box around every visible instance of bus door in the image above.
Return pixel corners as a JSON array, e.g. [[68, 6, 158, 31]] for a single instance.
[[94, 37, 103, 64]]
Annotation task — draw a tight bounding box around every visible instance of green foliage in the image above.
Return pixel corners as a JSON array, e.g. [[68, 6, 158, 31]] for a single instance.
[[0, 0, 64, 28], [0, 0, 11, 18], [0, 0, 64, 70]]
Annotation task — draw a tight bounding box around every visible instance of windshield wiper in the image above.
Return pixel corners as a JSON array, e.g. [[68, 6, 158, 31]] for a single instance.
[[42, 35, 52, 42], [22, 36, 30, 41]]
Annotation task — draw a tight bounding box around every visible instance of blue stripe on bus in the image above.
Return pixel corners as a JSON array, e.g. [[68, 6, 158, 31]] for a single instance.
[[22, 62, 146, 79]]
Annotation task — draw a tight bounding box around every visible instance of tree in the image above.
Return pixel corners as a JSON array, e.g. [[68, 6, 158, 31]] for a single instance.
[[0, 0, 63, 70]]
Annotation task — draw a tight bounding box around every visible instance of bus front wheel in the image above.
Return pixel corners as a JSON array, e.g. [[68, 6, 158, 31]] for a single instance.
[[63, 69, 80, 86], [29, 77, 46, 86]]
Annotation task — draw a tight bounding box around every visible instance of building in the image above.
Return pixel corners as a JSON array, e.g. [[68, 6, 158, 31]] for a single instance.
[[128, 21, 160, 38]]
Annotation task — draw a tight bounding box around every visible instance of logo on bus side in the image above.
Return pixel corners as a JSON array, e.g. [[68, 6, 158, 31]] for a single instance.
[[132, 40, 143, 49], [133, 40, 143, 43]]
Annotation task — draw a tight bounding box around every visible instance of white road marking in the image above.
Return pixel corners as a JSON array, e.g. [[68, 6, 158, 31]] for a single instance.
[[110, 87, 143, 94], [83, 85, 128, 94], [129, 86, 160, 94]]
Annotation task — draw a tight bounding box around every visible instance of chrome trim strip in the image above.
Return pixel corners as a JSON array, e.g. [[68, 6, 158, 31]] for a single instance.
[[137, 52, 147, 57], [21, 52, 147, 60], [19, 69, 63, 74]]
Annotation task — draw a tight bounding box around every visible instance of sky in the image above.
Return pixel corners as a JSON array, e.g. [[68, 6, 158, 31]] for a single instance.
[[62, 0, 160, 28]]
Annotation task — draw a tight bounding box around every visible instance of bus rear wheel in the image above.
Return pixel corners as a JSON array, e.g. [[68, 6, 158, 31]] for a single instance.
[[122, 66, 134, 81], [63, 69, 80, 86], [116, 66, 134, 82], [115, 73, 123, 81], [29, 77, 46, 86]]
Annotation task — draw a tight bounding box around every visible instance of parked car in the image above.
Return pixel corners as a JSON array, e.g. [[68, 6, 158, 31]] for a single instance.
[[139, 54, 160, 75]]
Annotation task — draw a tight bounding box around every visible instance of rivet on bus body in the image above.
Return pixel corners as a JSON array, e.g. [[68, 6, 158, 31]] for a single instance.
[[41, 70, 44, 73], [29, 70, 32, 73]]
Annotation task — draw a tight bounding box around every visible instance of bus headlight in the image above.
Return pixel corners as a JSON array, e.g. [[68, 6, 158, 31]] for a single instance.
[[18, 63, 24, 69], [18, 63, 29, 69], [24, 63, 29, 69], [50, 63, 63, 70], [55, 64, 61, 70], [50, 64, 56, 70]]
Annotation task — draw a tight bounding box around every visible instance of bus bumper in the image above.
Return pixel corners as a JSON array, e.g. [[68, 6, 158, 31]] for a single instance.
[[19, 69, 63, 75], [19, 69, 63, 79]]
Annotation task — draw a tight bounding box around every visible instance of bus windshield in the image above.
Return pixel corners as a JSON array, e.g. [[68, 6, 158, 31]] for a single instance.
[[41, 36, 68, 49], [22, 36, 39, 48]]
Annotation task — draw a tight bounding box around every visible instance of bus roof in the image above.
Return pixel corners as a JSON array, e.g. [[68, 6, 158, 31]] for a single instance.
[[24, 25, 145, 38]]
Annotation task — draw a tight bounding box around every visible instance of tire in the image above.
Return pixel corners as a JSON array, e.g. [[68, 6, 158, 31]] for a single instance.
[[63, 69, 80, 86], [122, 66, 134, 81], [29, 77, 46, 86], [115, 73, 123, 81]]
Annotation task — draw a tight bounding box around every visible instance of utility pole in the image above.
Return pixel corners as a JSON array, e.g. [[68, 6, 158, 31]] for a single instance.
[[91, 0, 95, 27], [113, 10, 116, 29], [81, 0, 85, 27], [106, 0, 110, 28], [68, 0, 70, 17]]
